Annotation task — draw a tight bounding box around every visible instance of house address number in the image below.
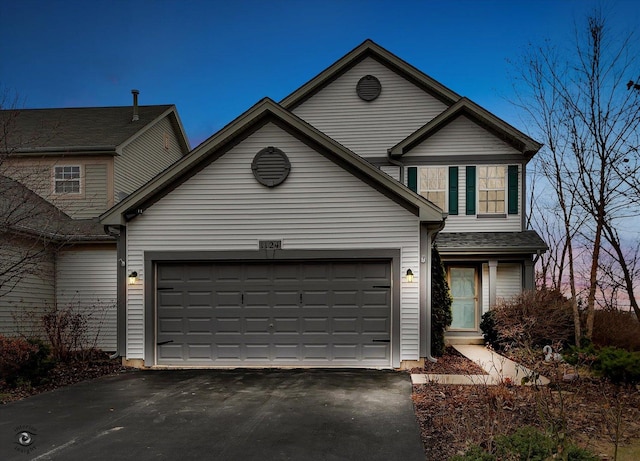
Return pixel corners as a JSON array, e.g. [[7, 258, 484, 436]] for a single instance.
[[259, 240, 282, 250]]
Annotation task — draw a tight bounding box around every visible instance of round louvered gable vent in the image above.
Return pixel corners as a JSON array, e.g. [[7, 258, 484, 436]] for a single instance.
[[252, 146, 291, 187], [356, 75, 381, 101]]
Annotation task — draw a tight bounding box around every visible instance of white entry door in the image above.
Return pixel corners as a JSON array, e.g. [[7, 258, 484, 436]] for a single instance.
[[449, 267, 478, 331]]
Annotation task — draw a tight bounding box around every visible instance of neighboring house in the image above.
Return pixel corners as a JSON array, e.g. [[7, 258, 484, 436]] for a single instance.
[[100, 40, 547, 369], [0, 93, 190, 350]]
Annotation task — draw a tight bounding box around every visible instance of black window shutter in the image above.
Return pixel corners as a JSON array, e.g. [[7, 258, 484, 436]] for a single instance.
[[407, 167, 417, 192], [465, 166, 476, 215], [508, 165, 518, 214], [448, 166, 458, 215]]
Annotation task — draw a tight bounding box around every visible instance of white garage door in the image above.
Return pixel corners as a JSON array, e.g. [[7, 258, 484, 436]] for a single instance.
[[156, 260, 391, 367]]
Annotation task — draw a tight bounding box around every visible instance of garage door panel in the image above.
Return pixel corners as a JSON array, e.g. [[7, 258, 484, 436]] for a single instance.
[[362, 344, 390, 360], [274, 317, 299, 332], [156, 260, 391, 367], [333, 317, 358, 333], [333, 344, 358, 359], [333, 290, 358, 305], [362, 317, 388, 333], [187, 344, 213, 360], [217, 291, 242, 305], [187, 318, 212, 334]]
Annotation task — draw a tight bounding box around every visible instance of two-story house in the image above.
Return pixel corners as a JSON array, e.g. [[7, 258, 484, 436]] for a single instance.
[[100, 40, 547, 369], [0, 93, 190, 349]]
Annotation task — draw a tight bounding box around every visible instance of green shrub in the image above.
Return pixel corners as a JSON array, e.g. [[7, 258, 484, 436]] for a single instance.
[[480, 310, 500, 349], [450, 427, 598, 461], [564, 342, 599, 367], [495, 426, 555, 460], [431, 245, 452, 356], [449, 446, 495, 461], [0, 336, 55, 387], [594, 347, 640, 385]]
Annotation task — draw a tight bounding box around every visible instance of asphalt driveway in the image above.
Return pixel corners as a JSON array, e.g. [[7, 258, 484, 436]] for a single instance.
[[1, 369, 426, 460]]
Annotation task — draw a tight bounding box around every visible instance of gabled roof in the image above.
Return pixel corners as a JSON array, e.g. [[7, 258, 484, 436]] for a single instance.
[[0, 175, 111, 242], [0, 105, 190, 154], [280, 39, 541, 159], [100, 98, 445, 227], [280, 39, 461, 110], [436, 231, 548, 255], [388, 98, 542, 158]]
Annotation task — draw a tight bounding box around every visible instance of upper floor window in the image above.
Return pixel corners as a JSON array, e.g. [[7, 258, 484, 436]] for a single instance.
[[477, 166, 505, 214], [419, 167, 446, 210], [54, 165, 81, 194]]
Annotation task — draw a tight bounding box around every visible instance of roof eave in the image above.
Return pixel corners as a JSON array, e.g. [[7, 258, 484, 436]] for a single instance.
[[280, 39, 460, 110], [100, 98, 446, 227]]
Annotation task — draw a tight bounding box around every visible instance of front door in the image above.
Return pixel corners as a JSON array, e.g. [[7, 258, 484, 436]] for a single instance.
[[448, 267, 478, 331]]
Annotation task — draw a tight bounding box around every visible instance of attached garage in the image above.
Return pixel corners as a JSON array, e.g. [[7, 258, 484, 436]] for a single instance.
[[155, 260, 391, 367], [100, 99, 445, 369]]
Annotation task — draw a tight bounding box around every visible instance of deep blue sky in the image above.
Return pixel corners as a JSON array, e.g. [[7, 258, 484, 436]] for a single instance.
[[1, 0, 637, 147]]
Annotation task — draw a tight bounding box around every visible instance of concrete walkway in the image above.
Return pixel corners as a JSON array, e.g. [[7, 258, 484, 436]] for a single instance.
[[411, 345, 549, 386]]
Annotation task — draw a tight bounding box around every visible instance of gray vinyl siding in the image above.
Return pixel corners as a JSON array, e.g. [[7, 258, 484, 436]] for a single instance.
[[482, 263, 524, 313], [114, 116, 185, 203], [125, 122, 421, 362], [400, 115, 522, 232], [413, 164, 522, 232], [379, 165, 401, 181], [56, 247, 117, 351], [403, 115, 521, 159], [59, 163, 109, 219], [5, 160, 110, 219], [292, 56, 448, 158], [0, 240, 55, 338], [497, 263, 523, 301]]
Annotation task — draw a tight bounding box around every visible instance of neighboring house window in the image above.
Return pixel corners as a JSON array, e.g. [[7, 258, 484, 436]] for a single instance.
[[478, 166, 505, 214], [419, 167, 446, 210], [54, 166, 81, 194]]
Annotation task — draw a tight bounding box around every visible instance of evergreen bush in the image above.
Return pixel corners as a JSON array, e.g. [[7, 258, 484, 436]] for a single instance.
[[431, 244, 452, 356]]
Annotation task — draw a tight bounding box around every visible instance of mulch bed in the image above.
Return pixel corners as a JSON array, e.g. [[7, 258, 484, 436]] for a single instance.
[[412, 352, 640, 460], [411, 346, 488, 375], [1, 355, 134, 404]]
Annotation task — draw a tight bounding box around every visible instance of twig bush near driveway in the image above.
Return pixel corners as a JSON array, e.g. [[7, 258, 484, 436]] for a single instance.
[[412, 348, 640, 460]]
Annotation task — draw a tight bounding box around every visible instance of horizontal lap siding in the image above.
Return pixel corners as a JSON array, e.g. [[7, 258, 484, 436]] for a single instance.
[[404, 116, 522, 232], [380, 165, 401, 181], [442, 165, 521, 233], [292, 57, 447, 158], [126, 123, 421, 360], [56, 247, 117, 350], [0, 240, 55, 338], [497, 264, 523, 301], [63, 163, 109, 219], [482, 263, 524, 313], [115, 117, 185, 203], [405, 115, 521, 158]]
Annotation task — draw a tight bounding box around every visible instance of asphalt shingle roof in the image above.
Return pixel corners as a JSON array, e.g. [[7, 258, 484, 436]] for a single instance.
[[0, 175, 111, 242], [435, 230, 548, 254], [0, 105, 172, 152]]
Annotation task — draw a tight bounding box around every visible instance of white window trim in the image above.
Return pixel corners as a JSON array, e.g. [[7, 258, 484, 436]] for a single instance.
[[477, 165, 506, 216], [53, 165, 82, 195], [418, 166, 447, 211]]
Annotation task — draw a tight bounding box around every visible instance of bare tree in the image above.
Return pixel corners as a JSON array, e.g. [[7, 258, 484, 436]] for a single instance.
[[513, 10, 640, 339], [0, 87, 69, 299]]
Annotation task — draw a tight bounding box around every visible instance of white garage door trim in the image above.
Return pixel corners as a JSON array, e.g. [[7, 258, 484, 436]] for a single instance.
[[144, 250, 401, 368]]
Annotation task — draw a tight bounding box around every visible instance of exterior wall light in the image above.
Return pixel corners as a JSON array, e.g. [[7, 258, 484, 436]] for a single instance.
[[406, 269, 414, 283], [128, 271, 138, 285]]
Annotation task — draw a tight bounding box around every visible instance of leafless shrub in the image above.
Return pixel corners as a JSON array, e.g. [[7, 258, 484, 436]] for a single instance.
[[493, 289, 575, 350], [592, 310, 640, 352]]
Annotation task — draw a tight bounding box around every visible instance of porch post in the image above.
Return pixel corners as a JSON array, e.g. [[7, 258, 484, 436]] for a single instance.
[[524, 259, 534, 291], [488, 260, 498, 308]]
